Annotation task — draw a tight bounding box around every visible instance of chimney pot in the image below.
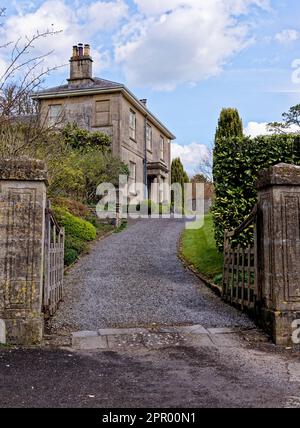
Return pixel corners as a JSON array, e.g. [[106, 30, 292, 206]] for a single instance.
[[72, 45, 78, 58], [78, 43, 83, 57], [84, 44, 90, 56]]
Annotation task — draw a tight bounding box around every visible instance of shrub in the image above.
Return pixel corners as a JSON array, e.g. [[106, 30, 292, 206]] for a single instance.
[[52, 206, 97, 241], [64, 248, 79, 267], [64, 235, 87, 253], [63, 235, 88, 266], [62, 123, 111, 151], [212, 134, 300, 251], [48, 127, 129, 205], [50, 197, 91, 219]]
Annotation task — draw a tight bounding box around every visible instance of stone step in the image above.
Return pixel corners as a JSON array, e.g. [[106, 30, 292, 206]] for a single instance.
[[71, 325, 246, 351]]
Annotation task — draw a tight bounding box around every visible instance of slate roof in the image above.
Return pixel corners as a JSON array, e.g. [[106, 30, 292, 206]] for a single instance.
[[32, 77, 176, 139], [34, 77, 123, 96]]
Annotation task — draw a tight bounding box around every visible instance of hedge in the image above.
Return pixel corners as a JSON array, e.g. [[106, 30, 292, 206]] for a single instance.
[[212, 134, 300, 251], [52, 206, 97, 265]]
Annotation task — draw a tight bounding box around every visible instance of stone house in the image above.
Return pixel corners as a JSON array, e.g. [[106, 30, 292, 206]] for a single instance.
[[32, 44, 175, 202]]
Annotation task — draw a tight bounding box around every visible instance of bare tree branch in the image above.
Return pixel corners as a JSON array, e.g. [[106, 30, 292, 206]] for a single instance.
[[194, 145, 213, 182], [0, 12, 65, 158], [268, 104, 300, 134], [0, 29, 62, 89]]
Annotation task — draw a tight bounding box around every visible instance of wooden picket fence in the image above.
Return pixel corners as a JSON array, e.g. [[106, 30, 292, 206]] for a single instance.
[[223, 205, 258, 310], [43, 201, 65, 316]]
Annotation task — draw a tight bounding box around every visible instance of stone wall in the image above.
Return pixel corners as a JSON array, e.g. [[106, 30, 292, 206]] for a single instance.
[[257, 163, 300, 345], [0, 159, 47, 345]]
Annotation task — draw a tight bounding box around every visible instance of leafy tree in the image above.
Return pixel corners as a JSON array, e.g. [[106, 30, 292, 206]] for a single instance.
[[212, 108, 244, 240], [171, 157, 189, 209], [215, 108, 243, 142], [48, 126, 129, 204], [62, 123, 111, 151], [192, 173, 210, 183], [171, 157, 190, 185], [268, 104, 300, 134]]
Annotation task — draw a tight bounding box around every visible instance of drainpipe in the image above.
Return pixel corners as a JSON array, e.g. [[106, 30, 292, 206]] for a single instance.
[[144, 114, 148, 200]]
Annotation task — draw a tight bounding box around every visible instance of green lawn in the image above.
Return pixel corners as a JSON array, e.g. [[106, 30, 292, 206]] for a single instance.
[[181, 214, 223, 285]]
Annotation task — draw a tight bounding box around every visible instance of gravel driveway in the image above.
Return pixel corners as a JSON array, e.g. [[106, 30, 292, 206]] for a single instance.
[[50, 219, 254, 333]]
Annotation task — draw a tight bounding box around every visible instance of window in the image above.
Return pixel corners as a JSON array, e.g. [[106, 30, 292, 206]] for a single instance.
[[160, 136, 165, 160], [129, 162, 136, 193], [146, 124, 152, 151], [95, 100, 110, 126], [129, 110, 136, 140], [48, 104, 62, 126]]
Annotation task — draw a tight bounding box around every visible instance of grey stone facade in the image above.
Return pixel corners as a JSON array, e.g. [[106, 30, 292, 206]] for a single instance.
[[32, 44, 175, 202]]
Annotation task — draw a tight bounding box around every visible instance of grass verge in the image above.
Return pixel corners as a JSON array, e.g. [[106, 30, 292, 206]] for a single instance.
[[180, 214, 223, 286]]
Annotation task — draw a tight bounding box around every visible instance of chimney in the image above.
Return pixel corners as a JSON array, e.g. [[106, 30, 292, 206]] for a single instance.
[[140, 99, 147, 106], [84, 44, 90, 56], [68, 43, 94, 88]]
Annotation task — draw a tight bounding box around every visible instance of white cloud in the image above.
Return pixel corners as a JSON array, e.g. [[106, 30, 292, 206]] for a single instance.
[[244, 122, 272, 137], [244, 121, 300, 137], [80, 0, 128, 33], [0, 0, 271, 90], [115, 0, 271, 90], [0, 0, 128, 78], [275, 29, 300, 44], [133, 0, 270, 16], [171, 142, 210, 174]]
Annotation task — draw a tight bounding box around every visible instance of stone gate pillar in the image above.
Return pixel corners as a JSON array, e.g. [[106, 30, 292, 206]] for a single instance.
[[0, 159, 47, 345], [257, 163, 300, 346]]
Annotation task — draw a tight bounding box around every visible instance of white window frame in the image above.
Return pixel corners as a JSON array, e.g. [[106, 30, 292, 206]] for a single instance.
[[129, 110, 136, 140], [146, 124, 152, 151]]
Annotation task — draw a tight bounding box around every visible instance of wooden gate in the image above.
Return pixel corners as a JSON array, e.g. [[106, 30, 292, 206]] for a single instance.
[[43, 201, 65, 316], [223, 205, 258, 310]]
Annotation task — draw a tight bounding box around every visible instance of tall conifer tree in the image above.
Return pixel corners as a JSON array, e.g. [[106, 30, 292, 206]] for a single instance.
[[215, 108, 243, 142]]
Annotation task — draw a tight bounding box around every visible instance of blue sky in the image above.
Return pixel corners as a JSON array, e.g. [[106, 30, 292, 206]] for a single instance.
[[1, 0, 300, 173]]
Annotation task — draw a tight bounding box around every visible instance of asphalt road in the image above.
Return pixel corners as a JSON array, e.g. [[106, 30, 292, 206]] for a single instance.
[[0, 335, 299, 408]]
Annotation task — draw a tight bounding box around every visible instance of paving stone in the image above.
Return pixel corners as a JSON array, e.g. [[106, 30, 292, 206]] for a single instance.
[[209, 333, 242, 348], [107, 334, 144, 350], [73, 331, 98, 338], [72, 331, 108, 350], [192, 334, 216, 348], [157, 327, 178, 334], [98, 328, 148, 336], [177, 325, 208, 335], [208, 327, 237, 335], [143, 333, 183, 349]]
